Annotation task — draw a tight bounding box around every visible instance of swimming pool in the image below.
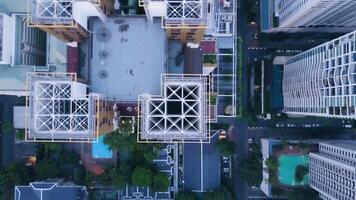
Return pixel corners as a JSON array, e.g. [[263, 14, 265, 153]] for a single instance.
[[278, 155, 309, 186], [92, 135, 113, 159]]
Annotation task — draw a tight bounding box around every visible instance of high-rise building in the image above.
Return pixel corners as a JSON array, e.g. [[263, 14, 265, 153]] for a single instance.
[[26, 72, 114, 142], [309, 141, 356, 200], [28, 0, 114, 43], [140, 0, 212, 44], [283, 31, 356, 119], [261, 0, 356, 32]]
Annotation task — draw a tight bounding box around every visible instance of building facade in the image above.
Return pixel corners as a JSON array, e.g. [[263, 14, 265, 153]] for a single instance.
[[309, 141, 356, 200], [283, 31, 356, 119], [262, 0, 356, 32], [28, 0, 114, 43], [26, 73, 114, 142], [140, 0, 211, 44]]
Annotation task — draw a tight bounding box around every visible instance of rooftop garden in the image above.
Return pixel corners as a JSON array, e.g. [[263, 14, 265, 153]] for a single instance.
[[117, 116, 135, 135], [203, 55, 216, 64]]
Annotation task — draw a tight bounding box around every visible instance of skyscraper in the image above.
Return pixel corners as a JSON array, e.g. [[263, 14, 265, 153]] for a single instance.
[[261, 0, 356, 32], [283, 31, 356, 119], [309, 141, 356, 200]]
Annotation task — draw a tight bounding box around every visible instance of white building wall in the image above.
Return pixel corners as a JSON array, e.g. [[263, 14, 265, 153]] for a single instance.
[[0, 13, 16, 65], [278, 0, 356, 29], [144, 1, 166, 21], [283, 31, 356, 119], [72, 1, 106, 30], [309, 141, 356, 200]]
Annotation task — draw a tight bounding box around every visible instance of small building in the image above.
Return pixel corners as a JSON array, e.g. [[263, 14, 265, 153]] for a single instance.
[[15, 181, 87, 200]]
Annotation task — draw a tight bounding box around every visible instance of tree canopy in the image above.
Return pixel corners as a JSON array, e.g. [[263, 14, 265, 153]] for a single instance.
[[174, 190, 198, 200], [239, 147, 262, 187], [215, 139, 235, 156], [152, 172, 170, 192], [0, 163, 32, 197], [203, 187, 233, 200], [131, 167, 153, 187], [265, 157, 278, 171], [294, 165, 309, 182], [35, 159, 60, 180]]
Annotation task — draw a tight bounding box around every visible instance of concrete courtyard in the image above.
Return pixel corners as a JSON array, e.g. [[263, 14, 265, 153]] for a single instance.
[[90, 17, 166, 101]]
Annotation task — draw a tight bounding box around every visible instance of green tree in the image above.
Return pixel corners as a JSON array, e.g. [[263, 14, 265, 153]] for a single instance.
[[16, 130, 25, 140], [35, 159, 60, 180], [109, 168, 127, 188], [1, 121, 13, 132], [152, 172, 170, 192], [239, 149, 263, 187], [286, 188, 319, 200], [294, 165, 309, 182], [240, 161, 262, 187], [0, 163, 32, 197], [203, 187, 233, 200], [174, 190, 198, 200], [42, 143, 62, 159], [271, 186, 284, 197], [118, 117, 134, 134], [104, 130, 137, 151], [216, 139, 235, 156], [59, 151, 80, 167], [265, 157, 278, 171], [131, 167, 152, 187]]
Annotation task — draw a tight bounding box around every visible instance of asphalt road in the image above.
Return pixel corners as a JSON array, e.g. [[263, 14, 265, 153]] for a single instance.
[[0, 95, 17, 166]]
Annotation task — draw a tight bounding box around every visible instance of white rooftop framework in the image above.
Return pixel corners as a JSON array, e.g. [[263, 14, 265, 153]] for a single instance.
[[28, 0, 107, 28], [138, 74, 211, 143], [165, 0, 207, 26], [29, 0, 75, 25], [26, 73, 99, 142]]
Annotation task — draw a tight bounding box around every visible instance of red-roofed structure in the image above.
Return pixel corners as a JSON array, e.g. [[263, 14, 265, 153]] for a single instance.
[[200, 40, 216, 54]]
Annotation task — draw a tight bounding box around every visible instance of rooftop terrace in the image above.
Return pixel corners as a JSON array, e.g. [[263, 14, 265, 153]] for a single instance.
[[90, 17, 165, 101]]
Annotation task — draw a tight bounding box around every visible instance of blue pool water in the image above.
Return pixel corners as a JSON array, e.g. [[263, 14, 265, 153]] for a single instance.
[[92, 135, 113, 159]]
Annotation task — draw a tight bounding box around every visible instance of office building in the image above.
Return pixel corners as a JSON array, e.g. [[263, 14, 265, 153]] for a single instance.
[[261, 0, 356, 32], [309, 141, 356, 200], [283, 31, 356, 119]]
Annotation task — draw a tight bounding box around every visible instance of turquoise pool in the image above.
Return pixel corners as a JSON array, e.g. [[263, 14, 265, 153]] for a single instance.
[[278, 155, 309, 186], [92, 135, 113, 159]]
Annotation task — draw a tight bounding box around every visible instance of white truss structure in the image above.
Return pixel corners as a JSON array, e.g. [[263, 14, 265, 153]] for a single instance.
[[26, 73, 98, 142], [29, 0, 75, 24], [165, 0, 206, 25], [167, 0, 201, 19], [139, 74, 210, 143]]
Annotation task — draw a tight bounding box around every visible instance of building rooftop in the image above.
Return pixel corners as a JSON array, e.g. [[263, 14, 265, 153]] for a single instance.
[[26, 73, 98, 142], [139, 74, 210, 142], [0, 65, 35, 96], [165, 0, 207, 26], [15, 181, 87, 200], [90, 17, 165, 101]]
